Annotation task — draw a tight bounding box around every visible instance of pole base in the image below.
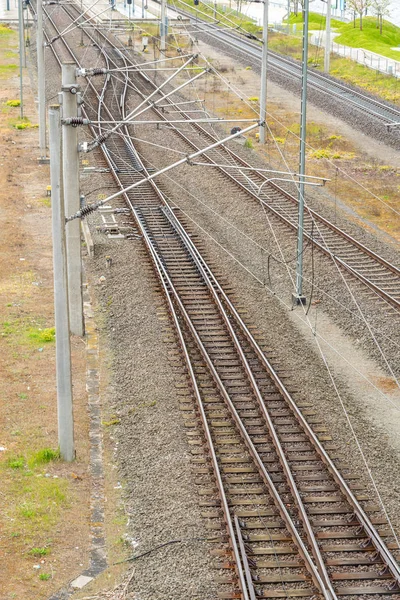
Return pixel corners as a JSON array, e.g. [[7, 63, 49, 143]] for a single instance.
[[38, 156, 50, 164], [292, 293, 306, 306]]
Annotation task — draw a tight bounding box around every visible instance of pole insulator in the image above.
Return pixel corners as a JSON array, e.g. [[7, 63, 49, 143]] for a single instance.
[[62, 117, 90, 126]]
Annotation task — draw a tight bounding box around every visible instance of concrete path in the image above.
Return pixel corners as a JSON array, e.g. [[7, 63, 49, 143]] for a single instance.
[[0, 0, 19, 22]]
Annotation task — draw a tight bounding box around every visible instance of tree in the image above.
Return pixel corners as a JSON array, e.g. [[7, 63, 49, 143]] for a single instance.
[[370, 0, 391, 34], [346, 0, 372, 30], [291, 0, 315, 18]]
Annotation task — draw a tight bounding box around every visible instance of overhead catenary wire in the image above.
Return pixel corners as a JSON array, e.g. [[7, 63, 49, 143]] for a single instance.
[[49, 0, 400, 556]]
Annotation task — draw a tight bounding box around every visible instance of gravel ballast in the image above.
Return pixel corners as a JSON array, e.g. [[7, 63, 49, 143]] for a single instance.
[[38, 9, 400, 596]]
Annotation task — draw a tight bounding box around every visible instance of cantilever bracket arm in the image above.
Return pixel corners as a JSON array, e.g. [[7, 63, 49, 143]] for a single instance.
[[257, 176, 328, 195], [66, 122, 260, 222]]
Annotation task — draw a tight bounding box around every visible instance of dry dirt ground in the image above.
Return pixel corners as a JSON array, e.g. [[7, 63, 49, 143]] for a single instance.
[[0, 24, 93, 600], [2, 14, 400, 600]]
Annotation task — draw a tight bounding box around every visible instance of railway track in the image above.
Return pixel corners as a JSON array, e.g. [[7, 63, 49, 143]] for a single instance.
[[37, 1, 400, 314], [165, 3, 400, 127], [103, 57, 400, 313], [35, 4, 400, 598]]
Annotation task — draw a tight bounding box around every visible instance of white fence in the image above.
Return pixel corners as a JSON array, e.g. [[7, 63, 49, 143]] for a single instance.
[[310, 32, 400, 78]]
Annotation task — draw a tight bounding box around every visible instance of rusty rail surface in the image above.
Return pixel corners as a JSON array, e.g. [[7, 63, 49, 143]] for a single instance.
[[36, 3, 400, 598]]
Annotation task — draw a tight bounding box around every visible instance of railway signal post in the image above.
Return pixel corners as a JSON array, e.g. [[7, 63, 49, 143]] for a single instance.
[[62, 63, 84, 337], [49, 104, 75, 462]]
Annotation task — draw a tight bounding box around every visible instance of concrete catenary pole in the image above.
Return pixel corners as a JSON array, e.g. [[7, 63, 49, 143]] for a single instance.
[[37, 0, 46, 158], [324, 0, 331, 73], [259, 0, 269, 144], [18, 0, 26, 68], [62, 63, 84, 337], [18, 0, 24, 118], [160, 0, 166, 52], [294, 0, 309, 305], [49, 104, 74, 462]]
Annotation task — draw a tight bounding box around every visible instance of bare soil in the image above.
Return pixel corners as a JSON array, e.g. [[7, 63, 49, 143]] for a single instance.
[[2, 12, 400, 600], [0, 25, 91, 600]]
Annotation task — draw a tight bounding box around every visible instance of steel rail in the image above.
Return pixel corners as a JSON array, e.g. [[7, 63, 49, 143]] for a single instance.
[[133, 205, 331, 600], [36, 2, 398, 592], [117, 73, 400, 310], [161, 204, 338, 600], [167, 4, 400, 125], [59, 10, 400, 589], [137, 220, 252, 600], [42, 9, 335, 594], [60, 1, 400, 313], [165, 202, 400, 588], [35, 7, 257, 597]]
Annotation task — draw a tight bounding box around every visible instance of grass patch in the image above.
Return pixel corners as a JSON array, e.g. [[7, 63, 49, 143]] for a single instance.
[[285, 11, 400, 63], [268, 30, 400, 104], [334, 17, 400, 61], [7, 456, 25, 469], [27, 327, 55, 345], [1, 318, 56, 347], [37, 196, 51, 207], [102, 418, 120, 426], [286, 11, 343, 30], [0, 24, 14, 36], [30, 447, 60, 466], [168, 0, 260, 37], [0, 63, 17, 76], [12, 477, 68, 528], [6, 99, 20, 107], [39, 573, 52, 581], [29, 546, 50, 557], [7, 116, 38, 130]]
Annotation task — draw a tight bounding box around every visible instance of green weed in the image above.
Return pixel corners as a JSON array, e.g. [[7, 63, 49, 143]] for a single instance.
[[244, 138, 254, 149], [0, 24, 14, 36], [39, 573, 51, 581], [18, 502, 37, 519], [0, 64, 17, 76], [102, 418, 120, 426], [7, 457, 25, 469], [29, 547, 50, 557], [27, 327, 55, 344], [168, 0, 260, 37], [6, 99, 20, 107], [30, 448, 60, 466]]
